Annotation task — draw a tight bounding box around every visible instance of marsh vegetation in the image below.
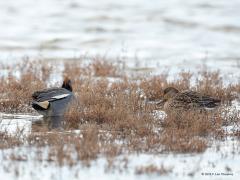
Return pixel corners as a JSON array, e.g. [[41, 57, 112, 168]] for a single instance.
[[0, 58, 239, 178]]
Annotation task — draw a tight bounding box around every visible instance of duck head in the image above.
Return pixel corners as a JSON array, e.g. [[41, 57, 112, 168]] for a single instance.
[[158, 87, 179, 106], [62, 77, 73, 92], [163, 87, 179, 100]]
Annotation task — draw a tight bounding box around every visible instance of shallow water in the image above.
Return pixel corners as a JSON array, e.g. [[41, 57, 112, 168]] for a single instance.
[[0, 0, 240, 72]]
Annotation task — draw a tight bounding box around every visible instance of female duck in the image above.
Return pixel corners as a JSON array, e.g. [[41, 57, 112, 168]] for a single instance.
[[158, 87, 221, 113]]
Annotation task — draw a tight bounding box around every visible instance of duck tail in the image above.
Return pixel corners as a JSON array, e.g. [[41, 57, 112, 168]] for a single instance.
[[204, 98, 221, 109], [32, 101, 50, 110]]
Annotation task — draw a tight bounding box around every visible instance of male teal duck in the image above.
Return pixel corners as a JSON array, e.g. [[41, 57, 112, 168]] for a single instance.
[[32, 77, 74, 128]]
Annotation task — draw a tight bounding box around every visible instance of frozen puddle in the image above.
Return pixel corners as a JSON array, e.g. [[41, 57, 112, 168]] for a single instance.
[[0, 113, 42, 136]]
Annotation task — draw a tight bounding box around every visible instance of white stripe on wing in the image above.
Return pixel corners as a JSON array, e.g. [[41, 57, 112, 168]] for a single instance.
[[51, 93, 71, 100]]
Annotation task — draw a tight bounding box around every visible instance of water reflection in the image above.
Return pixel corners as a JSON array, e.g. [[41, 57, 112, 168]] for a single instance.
[[32, 116, 64, 132]]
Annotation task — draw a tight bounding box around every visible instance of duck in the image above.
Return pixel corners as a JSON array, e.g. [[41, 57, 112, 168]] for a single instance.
[[158, 87, 221, 113], [32, 77, 74, 129]]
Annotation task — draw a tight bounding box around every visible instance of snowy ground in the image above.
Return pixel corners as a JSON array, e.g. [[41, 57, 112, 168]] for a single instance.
[[0, 101, 239, 180], [0, 138, 239, 180]]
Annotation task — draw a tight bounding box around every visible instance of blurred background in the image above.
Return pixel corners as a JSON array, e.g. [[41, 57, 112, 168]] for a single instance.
[[0, 0, 239, 72]]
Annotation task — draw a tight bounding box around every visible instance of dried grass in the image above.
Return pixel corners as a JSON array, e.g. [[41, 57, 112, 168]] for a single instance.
[[0, 132, 22, 149], [0, 58, 239, 172], [135, 164, 172, 175]]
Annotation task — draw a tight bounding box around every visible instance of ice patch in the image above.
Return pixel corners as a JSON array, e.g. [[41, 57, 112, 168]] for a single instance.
[[0, 113, 42, 136]]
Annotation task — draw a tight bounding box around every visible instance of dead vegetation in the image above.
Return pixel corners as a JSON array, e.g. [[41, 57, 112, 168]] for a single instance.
[[135, 164, 172, 175], [0, 132, 22, 149], [0, 58, 240, 173], [0, 59, 51, 113]]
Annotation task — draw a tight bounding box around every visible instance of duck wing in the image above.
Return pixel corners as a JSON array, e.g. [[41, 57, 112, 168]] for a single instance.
[[174, 91, 220, 108], [32, 88, 72, 102]]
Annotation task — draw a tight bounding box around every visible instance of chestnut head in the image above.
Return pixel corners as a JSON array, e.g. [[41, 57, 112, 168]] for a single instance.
[[62, 77, 72, 92], [162, 87, 179, 101]]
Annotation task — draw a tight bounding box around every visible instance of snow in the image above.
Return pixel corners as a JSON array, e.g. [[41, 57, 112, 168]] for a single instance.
[[0, 140, 239, 180], [0, 100, 239, 180]]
